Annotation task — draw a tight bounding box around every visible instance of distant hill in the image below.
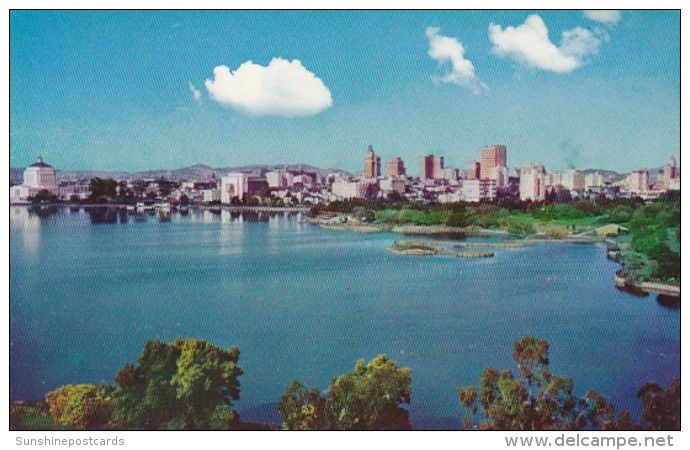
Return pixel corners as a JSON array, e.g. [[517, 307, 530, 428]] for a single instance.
[[10, 163, 346, 184], [580, 169, 626, 182]]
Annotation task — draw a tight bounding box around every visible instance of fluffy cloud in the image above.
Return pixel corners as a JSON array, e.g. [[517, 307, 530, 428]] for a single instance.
[[584, 10, 621, 25], [489, 15, 603, 73], [188, 82, 201, 102], [204, 58, 332, 117], [426, 27, 486, 94]]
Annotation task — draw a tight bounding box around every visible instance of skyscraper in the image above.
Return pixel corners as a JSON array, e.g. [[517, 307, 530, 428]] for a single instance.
[[466, 160, 480, 180], [480, 145, 507, 180], [419, 155, 444, 181], [364, 145, 381, 178], [386, 157, 406, 178], [519, 163, 546, 201]]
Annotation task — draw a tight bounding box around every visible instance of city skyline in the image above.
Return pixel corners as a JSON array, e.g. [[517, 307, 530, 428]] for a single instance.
[[10, 10, 680, 173]]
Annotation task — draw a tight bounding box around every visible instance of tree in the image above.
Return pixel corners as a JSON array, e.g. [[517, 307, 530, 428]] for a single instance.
[[637, 379, 680, 430], [111, 338, 243, 430], [277, 380, 326, 430], [457, 336, 616, 430], [45, 384, 114, 430], [31, 189, 58, 204], [89, 178, 118, 202], [278, 355, 412, 430]]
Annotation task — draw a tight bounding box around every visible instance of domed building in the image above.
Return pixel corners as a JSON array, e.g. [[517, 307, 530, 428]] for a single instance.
[[11, 156, 60, 203], [23, 156, 57, 189]]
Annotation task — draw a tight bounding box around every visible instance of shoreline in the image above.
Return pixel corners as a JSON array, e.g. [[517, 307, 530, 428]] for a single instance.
[[11, 203, 310, 213], [310, 219, 680, 297]]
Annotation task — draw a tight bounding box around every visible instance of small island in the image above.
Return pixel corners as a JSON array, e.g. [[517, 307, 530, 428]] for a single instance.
[[387, 240, 495, 258]]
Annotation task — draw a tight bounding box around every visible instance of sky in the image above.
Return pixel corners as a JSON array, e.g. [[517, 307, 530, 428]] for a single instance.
[[10, 10, 680, 173]]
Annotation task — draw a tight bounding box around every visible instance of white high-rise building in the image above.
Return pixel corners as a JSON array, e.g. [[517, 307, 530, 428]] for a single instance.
[[584, 172, 604, 189], [266, 170, 293, 189], [545, 171, 563, 187], [519, 163, 546, 201], [561, 170, 585, 191], [626, 170, 649, 194], [221, 173, 249, 203]]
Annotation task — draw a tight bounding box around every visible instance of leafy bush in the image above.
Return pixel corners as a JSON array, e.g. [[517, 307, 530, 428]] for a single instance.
[[45, 384, 113, 430]]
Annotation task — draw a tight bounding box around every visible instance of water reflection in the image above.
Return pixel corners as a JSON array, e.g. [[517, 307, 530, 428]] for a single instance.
[[85, 207, 118, 224], [657, 294, 680, 311], [28, 205, 60, 220], [10, 207, 42, 256]]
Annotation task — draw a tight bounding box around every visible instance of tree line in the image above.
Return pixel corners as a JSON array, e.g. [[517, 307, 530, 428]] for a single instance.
[[10, 336, 679, 431]]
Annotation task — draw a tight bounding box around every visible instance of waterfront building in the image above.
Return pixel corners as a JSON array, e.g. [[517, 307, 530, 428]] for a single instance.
[[332, 179, 378, 199], [201, 189, 221, 203], [292, 173, 315, 189], [479, 145, 507, 180], [364, 145, 381, 178], [221, 173, 249, 203], [594, 224, 629, 237], [386, 157, 406, 178], [266, 170, 293, 189], [10, 156, 61, 203], [247, 176, 269, 196], [519, 163, 546, 201], [23, 156, 57, 189]]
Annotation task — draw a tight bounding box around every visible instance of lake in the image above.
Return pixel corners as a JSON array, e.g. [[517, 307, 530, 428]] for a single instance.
[[9, 206, 680, 429]]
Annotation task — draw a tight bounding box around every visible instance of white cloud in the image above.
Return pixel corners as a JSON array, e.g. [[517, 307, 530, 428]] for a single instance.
[[489, 15, 604, 74], [204, 58, 332, 117], [425, 27, 486, 94], [584, 10, 621, 25], [188, 82, 201, 102]]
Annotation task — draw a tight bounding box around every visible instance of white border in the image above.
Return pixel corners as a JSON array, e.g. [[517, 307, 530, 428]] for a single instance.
[[1, 2, 686, 449]]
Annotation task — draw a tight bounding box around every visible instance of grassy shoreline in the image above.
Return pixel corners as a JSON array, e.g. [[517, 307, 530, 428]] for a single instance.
[[309, 195, 680, 289]]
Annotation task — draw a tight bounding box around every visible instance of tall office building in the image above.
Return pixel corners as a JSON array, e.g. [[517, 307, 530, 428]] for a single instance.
[[626, 170, 649, 193], [419, 155, 444, 181], [562, 169, 586, 191], [480, 145, 507, 180], [466, 160, 481, 180], [364, 145, 381, 178], [386, 157, 406, 178], [221, 173, 249, 203], [519, 163, 546, 201]]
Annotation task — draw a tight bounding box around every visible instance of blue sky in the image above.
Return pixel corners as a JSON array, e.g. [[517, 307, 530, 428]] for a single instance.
[[10, 10, 679, 173]]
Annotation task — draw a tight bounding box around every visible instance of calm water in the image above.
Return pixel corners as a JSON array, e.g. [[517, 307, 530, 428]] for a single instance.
[[10, 207, 680, 429]]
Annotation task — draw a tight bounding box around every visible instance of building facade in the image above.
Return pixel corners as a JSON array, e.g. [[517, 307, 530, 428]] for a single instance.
[[221, 173, 249, 203], [480, 145, 507, 180], [10, 156, 61, 203], [364, 145, 381, 178], [519, 163, 546, 201], [626, 170, 649, 194], [386, 157, 406, 178], [419, 155, 444, 181]]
